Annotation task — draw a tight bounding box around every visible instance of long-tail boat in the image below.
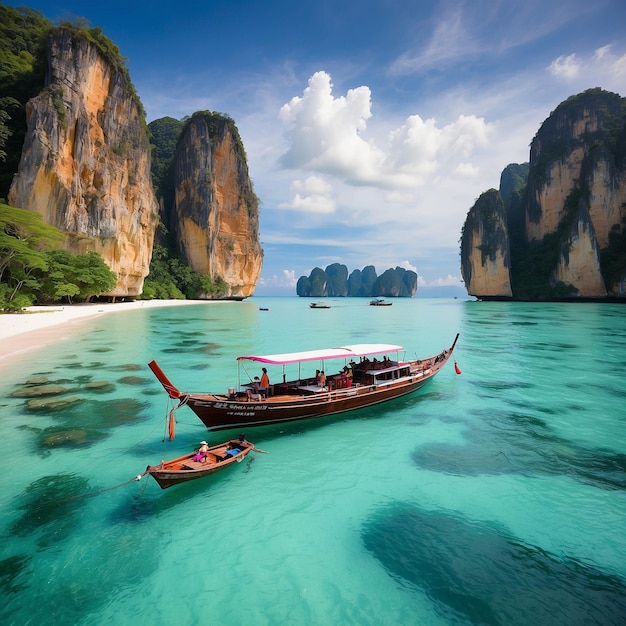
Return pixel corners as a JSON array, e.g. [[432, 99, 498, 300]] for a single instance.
[[143, 437, 255, 489], [148, 334, 459, 432]]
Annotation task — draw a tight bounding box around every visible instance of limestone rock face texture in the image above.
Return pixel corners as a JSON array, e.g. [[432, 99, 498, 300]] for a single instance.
[[554, 207, 606, 297], [460, 89, 626, 300], [173, 113, 262, 298], [460, 190, 513, 298], [8, 28, 159, 297]]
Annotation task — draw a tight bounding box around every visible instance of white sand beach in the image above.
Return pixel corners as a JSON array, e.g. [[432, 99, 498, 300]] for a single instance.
[[0, 300, 204, 364]]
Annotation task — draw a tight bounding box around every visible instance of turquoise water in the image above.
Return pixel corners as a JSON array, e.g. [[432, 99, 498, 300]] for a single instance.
[[1, 298, 625, 625]]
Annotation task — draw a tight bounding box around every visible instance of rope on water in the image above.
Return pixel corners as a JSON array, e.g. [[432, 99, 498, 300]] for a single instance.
[[87, 472, 150, 496], [49, 397, 180, 502], [41, 471, 151, 507]]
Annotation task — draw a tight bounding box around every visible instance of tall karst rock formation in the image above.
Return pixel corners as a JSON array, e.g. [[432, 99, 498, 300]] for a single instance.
[[461, 89, 626, 300], [460, 189, 513, 298], [170, 112, 262, 299], [8, 26, 159, 297]]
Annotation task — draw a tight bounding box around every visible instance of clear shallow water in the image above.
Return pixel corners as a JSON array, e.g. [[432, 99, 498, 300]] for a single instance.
[[1, 298, 625, 625]]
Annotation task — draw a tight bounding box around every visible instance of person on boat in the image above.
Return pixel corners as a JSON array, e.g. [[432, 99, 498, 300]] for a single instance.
[[193, 441, 209, 463], [259, 367, 270, 398], [247, 377, 263, 401], [319, 370, 327, 388], [314, 369, 321, 385]]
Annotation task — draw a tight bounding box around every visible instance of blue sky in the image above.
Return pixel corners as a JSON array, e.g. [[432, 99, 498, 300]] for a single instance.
[[7, 0, 626, 295]]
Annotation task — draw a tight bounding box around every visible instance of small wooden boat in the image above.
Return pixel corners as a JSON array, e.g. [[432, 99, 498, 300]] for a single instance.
[[370, 298, 392, 306], [310, 302, 331, 309], [149, 335, 459, 432], [259, 307, 270, 311], [143, 437, 255, 489]]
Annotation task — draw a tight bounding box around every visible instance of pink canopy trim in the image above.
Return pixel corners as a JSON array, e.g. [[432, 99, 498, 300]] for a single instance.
[[237, 343, 404, 365]]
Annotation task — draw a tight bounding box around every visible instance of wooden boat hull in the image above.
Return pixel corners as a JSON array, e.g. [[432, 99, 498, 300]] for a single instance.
[[145, 439, 254, 489], [186, 373, 434, 430], [149, 335, 459, 432]]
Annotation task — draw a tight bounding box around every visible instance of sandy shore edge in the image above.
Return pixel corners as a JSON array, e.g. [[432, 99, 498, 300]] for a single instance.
[[0, 300, 206, 364]]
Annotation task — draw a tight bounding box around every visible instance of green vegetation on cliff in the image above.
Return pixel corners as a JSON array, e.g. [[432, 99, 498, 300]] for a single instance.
[[600, 220, 626, 288], [147, 114, 245, 300], [187, 111, 249, 164], [0, 6, 148, 197], [141, 243, 227, 300], [148, 116, 182, 202], [4, 8, 255, 301], [0, 5, 50, 197], [60, 22, 140, 108], [511, 184, 587, 298], [0, 202, 116, 310], [180, 111, 259, 215]]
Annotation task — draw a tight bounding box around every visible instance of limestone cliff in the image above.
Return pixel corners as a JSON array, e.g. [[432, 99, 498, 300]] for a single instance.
[[8, 27, 159, 297], [554, 206, 606, 297], [526, 90, 626, 251], [172, 112, 262, 298], [460, 189, 512, 298], [460, 89, 626, 300]]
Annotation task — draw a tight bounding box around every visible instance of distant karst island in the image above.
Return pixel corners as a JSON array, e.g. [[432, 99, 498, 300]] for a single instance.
[[297, 264, 417, 297]]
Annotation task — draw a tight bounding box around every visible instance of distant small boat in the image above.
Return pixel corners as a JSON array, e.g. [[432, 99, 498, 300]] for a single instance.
[[310, 302, 331, 309], [143, 437, 255, 489], [259, 307, 270, 311], [370, 298, 392, 306]]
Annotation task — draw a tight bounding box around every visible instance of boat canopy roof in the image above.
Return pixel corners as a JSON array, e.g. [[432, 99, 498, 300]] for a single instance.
[[237, 343, 404, 365]]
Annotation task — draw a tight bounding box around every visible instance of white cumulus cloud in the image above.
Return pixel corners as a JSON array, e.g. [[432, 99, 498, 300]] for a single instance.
[[548, 45, 626, 85], [259, 269, 298, 289], [397, 260, 418, 273], [278, 71, 493, 195], [278, 175, 336, 213], [279, 71, 385, 183], [455, 162, 480, 177], [429, 274, 464, 287], [548, 53, 581, 79]]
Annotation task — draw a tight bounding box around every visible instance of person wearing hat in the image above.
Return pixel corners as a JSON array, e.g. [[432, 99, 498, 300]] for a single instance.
[[193, 440, 209, 463]]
